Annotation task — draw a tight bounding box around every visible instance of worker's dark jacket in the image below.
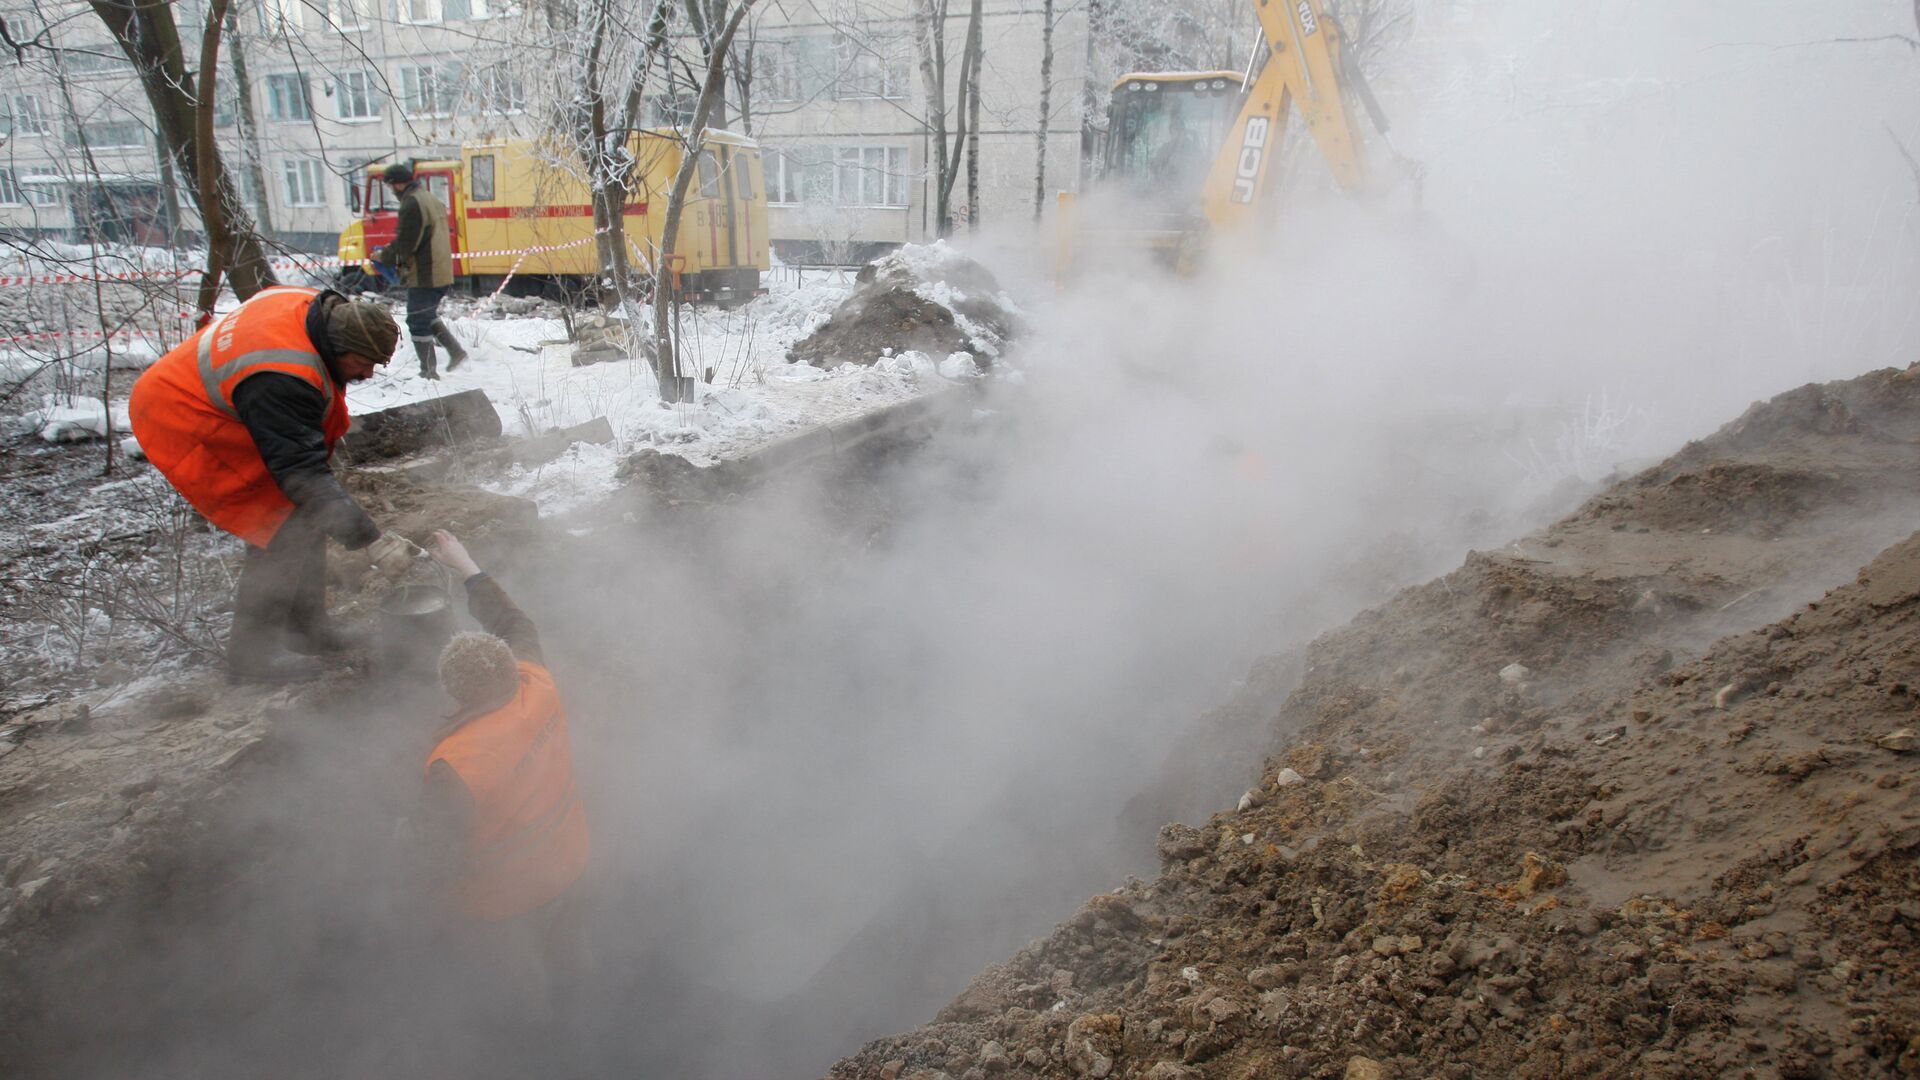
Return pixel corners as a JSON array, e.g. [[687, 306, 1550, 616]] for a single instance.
[[374, 182, 455, 289], [228, 289, 380, 550]]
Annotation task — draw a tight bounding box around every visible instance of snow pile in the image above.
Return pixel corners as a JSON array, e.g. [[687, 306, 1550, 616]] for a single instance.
[[786, 241, 1022, 368], [11, 395, 132, 443], [340, 267, 960, 514]]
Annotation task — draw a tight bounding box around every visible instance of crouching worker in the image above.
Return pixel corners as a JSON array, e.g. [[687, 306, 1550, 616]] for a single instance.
[[129, 286, 420, 683], [419, 530, 588, 1001]]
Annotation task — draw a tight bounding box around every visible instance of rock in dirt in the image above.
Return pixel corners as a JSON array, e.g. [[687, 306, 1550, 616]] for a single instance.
[[1876, 728, 1917, 753], [1344, 1058, 1388, 1080]]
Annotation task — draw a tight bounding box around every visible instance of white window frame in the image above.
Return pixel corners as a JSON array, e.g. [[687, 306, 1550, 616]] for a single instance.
[[766, 149, 806, 205], [266, 73, 313, 122], [473, 64, 525, 115], [281, 158, 326, 207], [21, 175, 59, 206], [331, 0, 369, 29], [8, 94, 49, 137], [334, 70, 381, 121], [71, 121, 147, 149], [835, 32, 909, 101], [399, 64, 455, 118], [0, 169, 23, 206], [761, 40, 801, 104], [266, 0, 309, 32], [397, 0, 443, 24], [833, 145, 908, 208]]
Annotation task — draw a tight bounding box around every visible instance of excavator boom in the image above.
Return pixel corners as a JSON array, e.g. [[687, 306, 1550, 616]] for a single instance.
[[1200, 0, 1368, 233]]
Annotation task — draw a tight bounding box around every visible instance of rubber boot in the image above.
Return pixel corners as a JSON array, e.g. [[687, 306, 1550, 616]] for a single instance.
[[415, 336, 439, 380], [433, 319, 469, 372], [227, 606, 324, 684]]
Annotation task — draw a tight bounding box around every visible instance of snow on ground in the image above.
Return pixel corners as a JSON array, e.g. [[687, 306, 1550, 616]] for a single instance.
[[344, 262, 981, 514]]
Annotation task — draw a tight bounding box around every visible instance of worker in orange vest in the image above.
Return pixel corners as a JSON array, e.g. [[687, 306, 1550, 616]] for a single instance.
[[129, 285, 418, 683], [418, 529, 589, 967]]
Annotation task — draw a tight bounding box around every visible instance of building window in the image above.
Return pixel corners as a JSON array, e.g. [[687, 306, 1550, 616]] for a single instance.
[[473, 65, 525, 114], [332, 0, 369, 29], [835, 31, 909, 100], [0, 170, 22, 206], [266, 0, 309, 32], [443, 0, 490, 18], [397, 0, 442, 24], [766, 150, 807, 205], [761, 41, 802, 103], [266, 74, 313, 122], [334, 71, 381, 120], [6, 95, 49, 137], [282, 158, 326, 207], [67, 121, 147, 149], [399, 65, 457, 117], [23, 176, 60, 206], [834, 146, 908, 207]]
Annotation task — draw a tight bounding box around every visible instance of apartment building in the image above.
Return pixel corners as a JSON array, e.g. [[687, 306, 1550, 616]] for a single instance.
[[0, 0, 1093, 260]]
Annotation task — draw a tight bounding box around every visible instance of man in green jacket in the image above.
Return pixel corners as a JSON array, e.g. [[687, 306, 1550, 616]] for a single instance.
[[373, 162, 468, 380]]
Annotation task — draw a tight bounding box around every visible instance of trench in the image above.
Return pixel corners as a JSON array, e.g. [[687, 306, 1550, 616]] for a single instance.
[[9, 407, 1305, 1080]]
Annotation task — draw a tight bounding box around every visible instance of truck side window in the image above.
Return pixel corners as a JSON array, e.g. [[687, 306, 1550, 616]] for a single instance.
[[428, 174, 451, 206], [734, 152, 755, 201], [697, 150, 720, 198], [472, 154, 496, 201]]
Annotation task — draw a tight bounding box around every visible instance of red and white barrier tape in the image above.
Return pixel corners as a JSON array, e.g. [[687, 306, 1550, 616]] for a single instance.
[[0, 327, 177, 346], [0, 230, 612, 287]]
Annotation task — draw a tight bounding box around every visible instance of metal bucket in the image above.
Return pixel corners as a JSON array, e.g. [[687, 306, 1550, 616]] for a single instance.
[[378, 583, 455, 671]]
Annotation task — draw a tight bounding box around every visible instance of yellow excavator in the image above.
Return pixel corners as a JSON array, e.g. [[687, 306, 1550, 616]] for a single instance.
[[1058, 0, 1389, 276]]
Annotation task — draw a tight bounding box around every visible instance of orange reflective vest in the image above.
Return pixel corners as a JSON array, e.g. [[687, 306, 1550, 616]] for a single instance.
[[426, 662, 590, 922], [128, 287, 349, 547]]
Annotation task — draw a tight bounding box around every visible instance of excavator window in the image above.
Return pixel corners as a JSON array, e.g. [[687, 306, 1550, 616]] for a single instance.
[[1102, 78, 1241, 205]]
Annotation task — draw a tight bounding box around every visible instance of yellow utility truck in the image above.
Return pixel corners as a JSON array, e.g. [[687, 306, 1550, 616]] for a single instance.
[[337, 129, 770, 301]]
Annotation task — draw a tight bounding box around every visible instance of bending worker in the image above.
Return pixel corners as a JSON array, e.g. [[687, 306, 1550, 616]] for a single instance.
[[371, 162, 467, 380], [129, 285, 419, 682], [421, 530, 589, 943]]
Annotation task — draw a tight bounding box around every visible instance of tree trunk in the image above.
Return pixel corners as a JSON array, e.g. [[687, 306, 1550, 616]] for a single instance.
[[653, 0, 756, 402], [226, 6, 273, 237], [1033, 0, 1053, 222], [85, 0, 276, 305], [964, 0, 981, 232], [915, 0, 950, 234]]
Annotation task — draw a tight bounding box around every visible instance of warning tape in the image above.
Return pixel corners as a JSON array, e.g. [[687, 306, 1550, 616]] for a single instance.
[[0, 230, 613, 287], [0, 327, 177, 346]]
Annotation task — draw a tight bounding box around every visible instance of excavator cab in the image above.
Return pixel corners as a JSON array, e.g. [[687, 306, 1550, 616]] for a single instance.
[[1102, 72, 1245, 210]]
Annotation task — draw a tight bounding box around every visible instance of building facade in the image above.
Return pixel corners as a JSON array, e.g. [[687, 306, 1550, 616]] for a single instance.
[[0, 0, 1092, 263]]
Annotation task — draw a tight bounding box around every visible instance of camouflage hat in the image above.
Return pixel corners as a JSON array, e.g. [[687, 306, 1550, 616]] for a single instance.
[[326, 300, 400, 362]]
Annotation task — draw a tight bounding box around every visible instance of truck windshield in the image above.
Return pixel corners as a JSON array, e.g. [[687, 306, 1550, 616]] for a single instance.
[[1102, 78, 1242, 205]]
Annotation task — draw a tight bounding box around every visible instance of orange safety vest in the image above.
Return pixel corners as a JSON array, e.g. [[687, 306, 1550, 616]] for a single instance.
[[426, 662, 590, 922], [128, 287, 350, 547]]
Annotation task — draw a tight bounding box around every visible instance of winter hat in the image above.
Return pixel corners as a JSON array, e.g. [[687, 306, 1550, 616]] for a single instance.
[[382, 162, 414, 184], [326, 300, 400, 362], [439, 632, 521, 712]]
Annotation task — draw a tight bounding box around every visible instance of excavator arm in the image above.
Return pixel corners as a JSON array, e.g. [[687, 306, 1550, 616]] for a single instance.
[[1199, 0, 1370, 233]]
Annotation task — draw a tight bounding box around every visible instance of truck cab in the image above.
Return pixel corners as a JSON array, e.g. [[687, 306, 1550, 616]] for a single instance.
[[335, 161, 461, 289]]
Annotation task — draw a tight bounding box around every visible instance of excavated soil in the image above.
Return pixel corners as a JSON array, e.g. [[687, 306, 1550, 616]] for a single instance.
[[824, 368, 1920, 1080], [788, 249, 1019, 369]]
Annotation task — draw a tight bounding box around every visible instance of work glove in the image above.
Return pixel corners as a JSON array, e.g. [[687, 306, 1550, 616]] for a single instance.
[[366, 532, 423, 584]]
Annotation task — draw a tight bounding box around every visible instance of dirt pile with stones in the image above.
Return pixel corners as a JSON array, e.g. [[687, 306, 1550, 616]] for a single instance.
[[787, 246, 1020, 370], [824, 367, 1920, 1080]]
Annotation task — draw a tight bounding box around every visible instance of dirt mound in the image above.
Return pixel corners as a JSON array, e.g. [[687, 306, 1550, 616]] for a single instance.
[[823, 366, 1920, 1079], [787, 243, 1021, 369]]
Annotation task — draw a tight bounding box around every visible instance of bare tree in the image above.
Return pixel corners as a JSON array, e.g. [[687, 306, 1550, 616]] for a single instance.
[[913, 0, 982, 236], [84, 0, 278, 309], [652, 0, 755, 402], [1032, 0, 1055, 222]]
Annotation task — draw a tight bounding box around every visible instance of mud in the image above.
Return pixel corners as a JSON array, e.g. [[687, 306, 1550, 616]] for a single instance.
[[824, 367, 1920, 1080]]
